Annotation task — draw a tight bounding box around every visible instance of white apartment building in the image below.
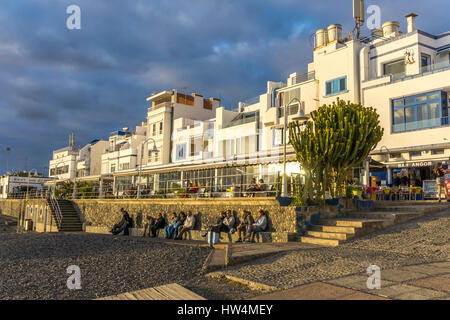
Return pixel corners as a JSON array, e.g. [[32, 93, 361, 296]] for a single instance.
[[361, 15, 450, 185], [49, 138, 108, 181], [47, 8, 449, 194]]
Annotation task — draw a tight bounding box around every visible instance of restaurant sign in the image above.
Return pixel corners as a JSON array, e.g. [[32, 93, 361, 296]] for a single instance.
[[394, 160, 448, 168]]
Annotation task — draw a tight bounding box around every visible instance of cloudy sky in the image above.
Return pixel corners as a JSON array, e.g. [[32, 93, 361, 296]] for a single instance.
[[0, 0, 448, 174]]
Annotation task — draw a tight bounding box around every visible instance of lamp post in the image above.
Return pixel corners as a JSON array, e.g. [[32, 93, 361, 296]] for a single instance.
[[279, 96, 309, 197], [72, 153, 78, 199], [52, 160, 66, 198], [137, 137, 158, 199], [379, 146, 391, 185]]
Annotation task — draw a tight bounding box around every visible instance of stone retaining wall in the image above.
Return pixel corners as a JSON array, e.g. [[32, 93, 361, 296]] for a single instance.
[[0, 199, 57, 232], [73, 198, 298, 233]]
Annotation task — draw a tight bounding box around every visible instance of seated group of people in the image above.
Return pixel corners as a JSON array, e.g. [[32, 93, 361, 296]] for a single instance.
[[246, 179, 268, 197], [201, 209, 267, 243], [163, 211, 196, 240], [112, 208, 268, 244]]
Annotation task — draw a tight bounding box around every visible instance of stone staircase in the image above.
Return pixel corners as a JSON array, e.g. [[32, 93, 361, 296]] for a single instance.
[[300, 202, 449, 247], [47, 199, 83, 232]]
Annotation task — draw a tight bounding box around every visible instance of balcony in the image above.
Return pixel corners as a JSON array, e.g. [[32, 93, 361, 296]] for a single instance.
[[148, 102, 172, 112], [292, 71, 315, 85], [393, 117, 448, 133], [369, 60, 450, 83]]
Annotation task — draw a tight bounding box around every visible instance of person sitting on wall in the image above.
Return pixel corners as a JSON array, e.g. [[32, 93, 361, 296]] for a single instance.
[[235, 210, 254, 243], [175, 211, 196, 240], [111, 208, 132, 236], [164, 213, 180, 239], [150, 213, 165, 237], [223, 209, 236, 234], [201, 211, 227, 238], [244, 210, 267, 243], [142, 214, 154, 237], [174, 212, 186, 239]]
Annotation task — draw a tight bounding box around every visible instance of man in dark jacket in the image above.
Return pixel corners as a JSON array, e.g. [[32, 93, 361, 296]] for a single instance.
[[111, 208, 132, 236], [150, 213, 165, 237], [201, 211, 227, 237]]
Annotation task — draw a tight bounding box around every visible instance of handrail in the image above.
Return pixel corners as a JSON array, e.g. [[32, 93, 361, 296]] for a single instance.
[[49, 194, 63, 229]]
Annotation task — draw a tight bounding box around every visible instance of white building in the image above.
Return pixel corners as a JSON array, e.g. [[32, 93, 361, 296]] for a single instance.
[[0, 174, 53, 199], [47, 7, 449, 194]]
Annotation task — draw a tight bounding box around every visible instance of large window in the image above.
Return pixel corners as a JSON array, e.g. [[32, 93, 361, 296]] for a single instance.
[[383, 59, 405, 79], [392, 91, 448, 133], [176, 143, 186, 160], [325, 76, 347, 96], [272, 129, 283, 146]]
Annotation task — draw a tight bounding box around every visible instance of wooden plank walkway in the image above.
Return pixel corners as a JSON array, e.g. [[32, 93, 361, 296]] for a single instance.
[[96, 283, 206, 300]]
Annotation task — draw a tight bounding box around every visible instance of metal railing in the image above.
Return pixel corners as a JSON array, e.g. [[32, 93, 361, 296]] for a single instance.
[[16, 172, 307, 200], [49, 193, 63, 228], [292, 71, 315, 85]]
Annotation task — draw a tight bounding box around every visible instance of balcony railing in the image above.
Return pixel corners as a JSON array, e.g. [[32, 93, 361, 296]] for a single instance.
[[292, 71, 315, 85], [393, 117, 448, 133], [242, 95, 260, 106]]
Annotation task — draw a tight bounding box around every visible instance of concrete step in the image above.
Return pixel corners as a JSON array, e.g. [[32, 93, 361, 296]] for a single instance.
[[300, 236, 340, 247], [306, 231, 351, 240], [311, 225, 357, 234], [376, 205, 448, 213]]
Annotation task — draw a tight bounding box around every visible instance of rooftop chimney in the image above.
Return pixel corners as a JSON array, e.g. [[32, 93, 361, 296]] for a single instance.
[[405, 13, 418, 33]]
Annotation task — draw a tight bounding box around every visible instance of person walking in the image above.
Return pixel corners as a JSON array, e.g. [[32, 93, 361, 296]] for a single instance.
[[434, 162, 448, 202]]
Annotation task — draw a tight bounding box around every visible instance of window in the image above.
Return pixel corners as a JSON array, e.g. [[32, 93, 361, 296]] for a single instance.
[[176, 144, 186, 160], [390, 153, 402, 159], [272, 129, 283, 146], [325, 76, 347, 96], [421, 54, 431, 72], [119, 163, 130, 170], [152, 124, 156, 136], [154, 151, 159, 162], [110, 164, 116, 173], [431, 149, 444, 155], [392, 91, 447, 132], [283, 87, 301, 105], [159, 122, 163, 135], [409, 151, 421, 158], [384, 59, 405, 79]]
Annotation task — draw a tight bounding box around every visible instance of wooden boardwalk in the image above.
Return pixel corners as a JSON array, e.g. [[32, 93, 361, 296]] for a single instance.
[[96, 283, 206, 300]]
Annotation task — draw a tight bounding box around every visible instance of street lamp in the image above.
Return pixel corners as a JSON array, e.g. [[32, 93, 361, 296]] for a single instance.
[[137, 137, 158, 199], [379, 146, 391, 185], [277, 95, 309, 197], [52, 160, 66, 198]]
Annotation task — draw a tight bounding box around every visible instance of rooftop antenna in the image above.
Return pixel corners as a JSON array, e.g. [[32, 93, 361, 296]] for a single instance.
[[69, 133, 75, 151], [353, 0, 365, 39]]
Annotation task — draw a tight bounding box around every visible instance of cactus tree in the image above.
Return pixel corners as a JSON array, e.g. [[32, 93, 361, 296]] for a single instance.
[[289, 98, 384, 201]]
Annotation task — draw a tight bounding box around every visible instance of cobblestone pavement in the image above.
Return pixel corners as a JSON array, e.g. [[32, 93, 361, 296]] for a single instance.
[[211, 208, 450, 297], [0, 215, 213, 300], [1, 208, 449, 300]]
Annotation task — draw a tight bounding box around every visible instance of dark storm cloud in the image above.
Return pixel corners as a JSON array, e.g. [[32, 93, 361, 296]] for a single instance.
[[0, 0, 448, 173]]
